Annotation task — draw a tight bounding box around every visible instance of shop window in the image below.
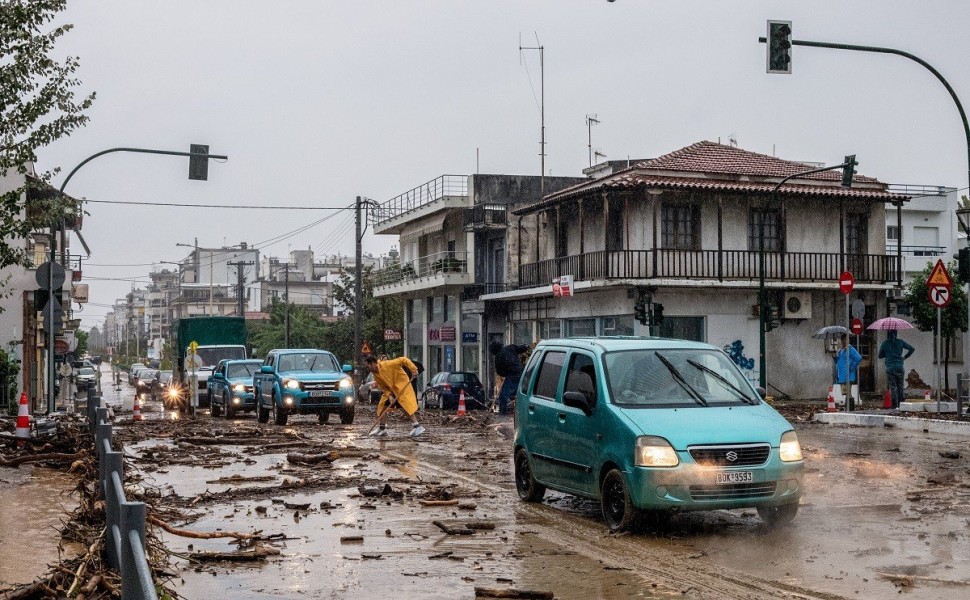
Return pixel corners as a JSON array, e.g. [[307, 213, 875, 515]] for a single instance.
[[658, 316, 705, 342], [565, 318, 596, 337], [601, 316, 635, 336], [538, 320, 561, 340], [513, 322, 532, 345]]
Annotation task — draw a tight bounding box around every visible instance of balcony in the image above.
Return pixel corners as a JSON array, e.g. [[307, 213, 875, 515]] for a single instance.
[[373, 251, 471, 297], [372, 175, 468, 235], [517, 250, 899, 289], [463, 204, 507, 231]]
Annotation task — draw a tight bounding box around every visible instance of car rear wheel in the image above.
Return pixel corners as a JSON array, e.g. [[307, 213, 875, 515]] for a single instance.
[[224, 392, 235, 419], [514, 449, 545, 502], [211, 395, 222, 417], [757, 503, 799, 528], [272, 394, 288, 426], [601, 469, 639, 533]]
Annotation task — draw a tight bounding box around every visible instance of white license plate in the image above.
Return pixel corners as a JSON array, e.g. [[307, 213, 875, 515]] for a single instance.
[[309, 390, 328, 398], [716, 471, 753, 485]]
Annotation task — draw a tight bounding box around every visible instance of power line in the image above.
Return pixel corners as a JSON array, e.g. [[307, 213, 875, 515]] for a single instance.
[[83, 199, 355, 210]]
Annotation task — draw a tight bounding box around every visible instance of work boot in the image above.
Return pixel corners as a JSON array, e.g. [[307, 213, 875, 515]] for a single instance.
[[410, 424, 425, 438], [369, 426, 388, 437]]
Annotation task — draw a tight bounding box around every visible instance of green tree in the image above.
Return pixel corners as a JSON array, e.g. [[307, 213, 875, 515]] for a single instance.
[[1, 0, 95, 268], [74, 327, 87, 357], [249, 298, 329, 357], [1, 348, 20, 415], [904, 261, 968, 391], [329, 266, 404, 362]]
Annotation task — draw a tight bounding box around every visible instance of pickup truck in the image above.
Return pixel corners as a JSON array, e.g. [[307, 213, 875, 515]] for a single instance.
[[208, 359, 263, 419], [253, 349, 355, 426]]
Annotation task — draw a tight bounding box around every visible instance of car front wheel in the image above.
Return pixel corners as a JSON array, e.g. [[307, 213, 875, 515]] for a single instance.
[[340, 406, 355, 424], [757, 503, 799, 528], [256, 390, 270, 423], [210, 393, 221, 417], [514, 449, 545, 502], [601, 469, 639, 533], [224, 392, 235, 419], [272, 393, 288, 426]]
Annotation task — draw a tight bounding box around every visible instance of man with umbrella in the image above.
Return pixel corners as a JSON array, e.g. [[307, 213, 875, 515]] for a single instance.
[[877, 325, 915, 409], [836, 334, 862, 407]]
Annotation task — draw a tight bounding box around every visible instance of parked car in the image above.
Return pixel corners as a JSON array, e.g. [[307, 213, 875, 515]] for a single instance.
[[357, 373, 382, 404], [253, 349, 355, 425], [513, 337, 805, 532], [75, 366, 97, 392], [421, 372, 487, 410], [128, 363, 146, 385], [209, 359, 263, 418]]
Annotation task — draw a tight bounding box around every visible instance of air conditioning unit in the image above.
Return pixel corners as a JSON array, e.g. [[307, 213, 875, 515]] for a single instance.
[[888, 288, 905, 300], [784, 292, 812, 319]]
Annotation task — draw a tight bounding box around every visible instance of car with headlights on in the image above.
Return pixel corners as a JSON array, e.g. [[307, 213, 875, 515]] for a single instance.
[[135, 369, 159, 397], [75, 366, 98, 392], [253, 349, 355, 426], [513, 337, 804, 532], [209, 359, 263, 419]]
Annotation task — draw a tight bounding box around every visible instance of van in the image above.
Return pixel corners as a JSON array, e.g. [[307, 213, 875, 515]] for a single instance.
[[513, 337, 804, 532]]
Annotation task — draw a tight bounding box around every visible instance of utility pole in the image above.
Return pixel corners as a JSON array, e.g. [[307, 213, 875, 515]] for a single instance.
[[520, 37, 545, 194], [284, 263, 290, 348], [228, 261, 254, 316], [354, 196, 363, 378]]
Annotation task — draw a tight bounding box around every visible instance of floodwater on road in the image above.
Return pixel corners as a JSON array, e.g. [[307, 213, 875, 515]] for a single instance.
[[0, 466, 79, 587], [119, 400, 970, 600]]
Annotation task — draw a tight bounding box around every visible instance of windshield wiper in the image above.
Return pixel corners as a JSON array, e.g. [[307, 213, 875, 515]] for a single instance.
[[654, 352, 707, 406], [686, 359, 758, 405], [308, 356, 317, 371]]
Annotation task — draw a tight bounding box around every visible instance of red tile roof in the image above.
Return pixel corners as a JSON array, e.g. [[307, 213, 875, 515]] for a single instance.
[[515, 141, 908, 215]]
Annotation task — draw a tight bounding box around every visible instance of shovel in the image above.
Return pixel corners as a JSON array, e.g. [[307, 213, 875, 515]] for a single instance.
[[366, 373, 418, 434]]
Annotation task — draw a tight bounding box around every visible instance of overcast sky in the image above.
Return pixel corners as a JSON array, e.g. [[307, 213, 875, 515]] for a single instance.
[[36, 1, 970, 331]]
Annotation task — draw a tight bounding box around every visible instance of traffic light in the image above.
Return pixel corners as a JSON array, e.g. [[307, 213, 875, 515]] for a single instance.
[[766, 20, 792, 74], [765, 304, 781, 332], [957, 247, 970, 282], [652, 303, 665, 327], [842, 155, 858, 188], [189, 143, 209, 181], [634, 301, 648, 326]]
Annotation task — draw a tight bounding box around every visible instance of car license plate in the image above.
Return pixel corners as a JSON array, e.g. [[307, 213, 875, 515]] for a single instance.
[[716, 471, 753, 485], [309, 390, 327, 398]]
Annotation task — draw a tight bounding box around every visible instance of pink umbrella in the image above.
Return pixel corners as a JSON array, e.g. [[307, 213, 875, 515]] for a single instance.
[[867, 317, 914, 331]]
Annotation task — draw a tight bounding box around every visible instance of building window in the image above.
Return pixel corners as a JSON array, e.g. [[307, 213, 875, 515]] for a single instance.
[[847, 213, 868, 255], [538, 320, 561, 340], [565, 318, 596, 337], [661, 204, 700, 250], [513, 322, 532, 345], [601, 315, 635, 336], [748, 208, 783, 252], [658, 316, 705, 342], [886, 225, 899, 241]]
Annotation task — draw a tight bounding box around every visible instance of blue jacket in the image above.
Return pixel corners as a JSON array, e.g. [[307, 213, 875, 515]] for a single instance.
[[835, 346, 862, 384]]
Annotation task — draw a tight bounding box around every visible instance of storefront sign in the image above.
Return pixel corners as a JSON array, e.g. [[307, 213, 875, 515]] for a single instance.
[[552, 275, 574, 298], [462, 332, 478, 343], [440, 325, 456, 342], [383, 328, 402, 341], [72, 283, 88, 303]]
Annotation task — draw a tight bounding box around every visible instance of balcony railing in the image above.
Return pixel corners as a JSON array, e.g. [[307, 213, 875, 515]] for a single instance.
[[463, 204, 508, 229], [375, 251, 470, 287], [462, 282, 511, 301], [518, 249, 899, 288], [373, 175, 468, 224], [885, 243, 947, 257]]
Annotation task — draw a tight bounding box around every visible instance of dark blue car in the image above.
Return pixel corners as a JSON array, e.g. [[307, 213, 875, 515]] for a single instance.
[[421, 372, 487, 410]]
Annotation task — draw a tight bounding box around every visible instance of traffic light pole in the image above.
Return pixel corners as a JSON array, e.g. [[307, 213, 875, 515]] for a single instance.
[[759, 161, 857, 390]]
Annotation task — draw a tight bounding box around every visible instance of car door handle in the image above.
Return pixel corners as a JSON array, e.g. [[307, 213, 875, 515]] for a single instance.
[[528, 404, 536, 413], [558, 413, 566, 422]]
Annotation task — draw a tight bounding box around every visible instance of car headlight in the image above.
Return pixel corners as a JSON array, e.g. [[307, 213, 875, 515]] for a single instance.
[[233, 384, 246, 392], [635, 436, 679, 467], [338, 377, 353, 389], [167, 387, 179, 398], [779, 430, 803, 462], [284, 379, 301, 390], [284, 397, 294, 405]]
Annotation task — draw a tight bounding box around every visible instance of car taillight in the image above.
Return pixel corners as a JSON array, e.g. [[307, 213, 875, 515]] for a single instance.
[[442, 383, 451, 390]]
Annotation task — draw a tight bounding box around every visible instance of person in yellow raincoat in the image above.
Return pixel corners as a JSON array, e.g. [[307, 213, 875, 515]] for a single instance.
[[365, 355, 425, 438]]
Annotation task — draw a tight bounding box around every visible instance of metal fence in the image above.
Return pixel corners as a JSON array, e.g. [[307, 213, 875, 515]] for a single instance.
[[86, 389, 158, 600], [372, 175, 468, 224]]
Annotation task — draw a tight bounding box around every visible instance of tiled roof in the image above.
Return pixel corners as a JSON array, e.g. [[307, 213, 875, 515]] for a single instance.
[[515, 141, 908, 215]]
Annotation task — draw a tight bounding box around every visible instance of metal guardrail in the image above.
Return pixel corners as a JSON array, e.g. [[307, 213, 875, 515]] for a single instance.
[[87, 389, 158, 600], [886, 183, 955, 197]]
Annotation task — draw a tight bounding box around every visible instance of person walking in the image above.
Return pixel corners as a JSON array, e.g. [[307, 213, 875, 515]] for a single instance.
[[365, 355, 425, 438], [878, 330, 915, 409], [835, 334, 862, 408], [489, 341, 530, 415]]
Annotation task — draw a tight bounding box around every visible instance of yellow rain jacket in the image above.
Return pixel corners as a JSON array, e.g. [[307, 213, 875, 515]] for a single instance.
[[374, 357, 420, 416]]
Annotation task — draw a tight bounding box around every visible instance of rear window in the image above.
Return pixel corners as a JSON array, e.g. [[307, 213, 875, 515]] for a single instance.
[[448, 373, 480, 384], [533, 351, 566, 399]]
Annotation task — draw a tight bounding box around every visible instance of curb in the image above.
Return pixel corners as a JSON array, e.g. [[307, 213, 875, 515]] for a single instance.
[[813, 412, 970, 437]]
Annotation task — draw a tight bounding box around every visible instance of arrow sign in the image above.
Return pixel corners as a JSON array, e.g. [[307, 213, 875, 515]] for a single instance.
[[929, 284, 951, 308], [927, 259, 954, 289]]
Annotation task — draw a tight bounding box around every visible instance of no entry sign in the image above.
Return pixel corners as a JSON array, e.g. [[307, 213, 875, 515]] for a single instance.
[[839, 271, 854, 295], [850, 318, 864, 335]]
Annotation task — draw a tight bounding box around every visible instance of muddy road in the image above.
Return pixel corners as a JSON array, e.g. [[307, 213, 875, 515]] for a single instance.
[[101, 378, 970, 600]]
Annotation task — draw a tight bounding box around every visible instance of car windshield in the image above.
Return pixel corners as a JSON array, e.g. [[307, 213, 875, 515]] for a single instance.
[[276, 352, 339, 373], [159, 371, 172, 383], [228, 363, 260, 378], [448, 373, 480, 384], [603, 349, 759, 408], [78, 367, 94, 375]]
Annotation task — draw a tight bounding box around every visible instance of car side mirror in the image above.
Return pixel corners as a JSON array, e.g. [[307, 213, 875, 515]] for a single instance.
[[342, 364, 353, 373], [260, 365, 274, 374], [212, 372, 225, 380], [755, 387, 767, 400], [563, 391, 593, 415]]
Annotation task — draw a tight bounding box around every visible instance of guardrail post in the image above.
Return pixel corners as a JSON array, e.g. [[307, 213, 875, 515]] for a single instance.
[[104, 454, 123, 569], [89, 394, 101, 430], [120, 501, 148, 600], [95, 422, 112, 460], [959, 373, 965, 418]]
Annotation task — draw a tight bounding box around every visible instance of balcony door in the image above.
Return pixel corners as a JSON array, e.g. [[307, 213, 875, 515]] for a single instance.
[[846, 212, 869, 277], [486, 237, 505, 293]]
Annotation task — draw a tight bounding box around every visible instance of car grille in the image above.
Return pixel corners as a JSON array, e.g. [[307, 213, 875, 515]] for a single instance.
[[688, 444, 771, 467], [689, 482, 777, 501], [302, 381, 338, 392]]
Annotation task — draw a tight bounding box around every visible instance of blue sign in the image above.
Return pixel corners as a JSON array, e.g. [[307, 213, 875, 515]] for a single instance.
[[462, 332, 478, 343], [444, 346, 455, 371]]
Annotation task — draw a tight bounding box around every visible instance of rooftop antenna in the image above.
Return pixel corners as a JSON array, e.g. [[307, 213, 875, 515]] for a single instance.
[[586, 114, 600, 167], [728, 133, 738, 148], [520, 32, 545, 193]]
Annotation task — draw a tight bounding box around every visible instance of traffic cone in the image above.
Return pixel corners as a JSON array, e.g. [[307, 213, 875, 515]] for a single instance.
[[924, 389, 931, 402], [15, 392, 31, 440], [883, 389, 892, 409], [456, 389, 467, 416], [826, 386, 837, 413], [132, 393, 143, 421]]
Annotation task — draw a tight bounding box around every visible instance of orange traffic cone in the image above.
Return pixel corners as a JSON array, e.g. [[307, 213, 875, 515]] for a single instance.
[[15, 392, 31, 440], [456, 389, 467, 416], [924, 389, 931, 402], [883, 389, 892, 409], [826, 386, 837, 413], [132, 393, 143, 421]]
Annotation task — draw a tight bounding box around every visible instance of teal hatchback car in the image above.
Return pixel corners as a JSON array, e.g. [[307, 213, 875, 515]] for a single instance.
[[514, 337, 804, 532]]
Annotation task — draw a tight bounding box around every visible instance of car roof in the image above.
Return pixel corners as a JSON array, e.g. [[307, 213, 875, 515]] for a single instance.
[[271, 349, 334, 354], [535, 336, 718, 353], [226, 359, 263, 364]]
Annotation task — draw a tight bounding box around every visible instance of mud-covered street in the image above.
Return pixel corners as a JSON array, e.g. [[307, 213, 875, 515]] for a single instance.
[[80, 372, 968, 600]]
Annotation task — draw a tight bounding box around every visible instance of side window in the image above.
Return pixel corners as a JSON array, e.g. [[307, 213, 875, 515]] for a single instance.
[[533, 351, 566, 399], [265, 354, 275, 368], [565, 353, 598, 408], [519, 351, 542, 394]]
